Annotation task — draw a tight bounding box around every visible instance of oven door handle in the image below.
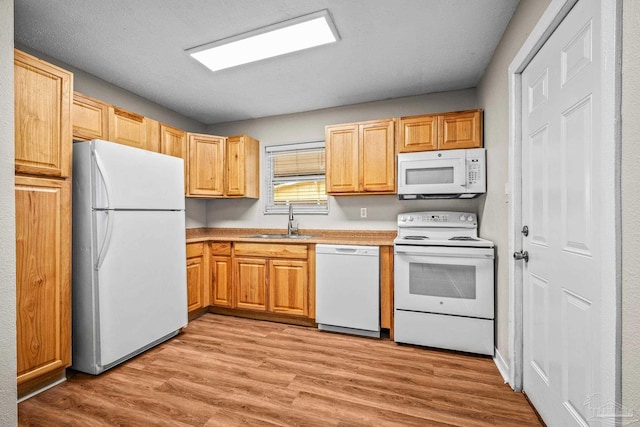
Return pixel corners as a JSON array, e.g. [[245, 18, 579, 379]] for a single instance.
[[394, 248, 494, 259]]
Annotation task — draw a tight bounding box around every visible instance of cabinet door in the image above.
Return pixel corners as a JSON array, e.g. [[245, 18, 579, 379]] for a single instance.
[[360, 120, 395, 193], [325, 124, 359, 194], [14, 50, 72, 178], [397, 114, 438, 153], [379, 246, 394, 332], [15, 176, 71, 390], [160, 124, 187, 192], [269, 260, 308, 316], [225, 135, 246, 197], [188, 133, 225, 197], [211, 256, 233, 307], [234, 257, 267, 311], [108, 106, 152, 151], [225, 135, 260, 198], [438, 110, 483, 150], [72, 92, 109, 141], [186, 256, 204, 313]]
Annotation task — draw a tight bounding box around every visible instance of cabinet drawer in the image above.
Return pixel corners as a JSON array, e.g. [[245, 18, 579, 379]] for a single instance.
[[210, 242, 231, 256], [186, 242, 204, 258], [234, 242, 308, 259]]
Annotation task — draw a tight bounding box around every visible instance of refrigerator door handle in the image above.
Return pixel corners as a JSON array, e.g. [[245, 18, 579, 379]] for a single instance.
[[94, 150, 112, 210], [95, 211, 115, 270]]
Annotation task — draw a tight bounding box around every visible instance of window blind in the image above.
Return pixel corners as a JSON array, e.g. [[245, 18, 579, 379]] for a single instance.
[[265, 142, 328, 214]]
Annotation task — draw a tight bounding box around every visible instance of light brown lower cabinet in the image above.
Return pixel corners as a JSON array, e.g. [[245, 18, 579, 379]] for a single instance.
[[186, 243, 207, 314], [207, 242, 313, 320], [233, 243, 310, 315], [15, 176, 71, 398], [234, 257, 267, 311], [210, 242, 232, 307], [192, 241, 387, 331], [269, 259, 308, 317], [232, 257, 308, 315], [379, 246, 394, 337]]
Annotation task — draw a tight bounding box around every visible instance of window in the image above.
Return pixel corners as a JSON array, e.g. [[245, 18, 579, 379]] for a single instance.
[[265, 141, 328, 214]]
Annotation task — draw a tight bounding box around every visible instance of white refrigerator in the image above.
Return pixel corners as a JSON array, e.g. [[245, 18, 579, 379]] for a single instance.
[[72, 139, 188, 374]]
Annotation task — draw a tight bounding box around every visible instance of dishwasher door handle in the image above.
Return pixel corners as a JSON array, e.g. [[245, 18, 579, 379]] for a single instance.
[[334, 248, 359, 254]]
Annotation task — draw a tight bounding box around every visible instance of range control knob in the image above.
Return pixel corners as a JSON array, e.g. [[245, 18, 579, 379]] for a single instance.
[[408, 216, 414, 222], [400, 216, 406, 222], [459, 214, 466, 221], [468, 216, 474, 222]]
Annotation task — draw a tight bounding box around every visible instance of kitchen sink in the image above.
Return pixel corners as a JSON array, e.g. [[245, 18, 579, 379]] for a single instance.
[[246, 234, 314, 239]]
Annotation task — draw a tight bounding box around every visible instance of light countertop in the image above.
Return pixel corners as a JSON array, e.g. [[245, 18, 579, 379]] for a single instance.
[[186, 228, 397, 246]]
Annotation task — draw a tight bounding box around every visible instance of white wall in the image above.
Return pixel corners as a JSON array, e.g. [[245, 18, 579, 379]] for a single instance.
[[622, 0, 640, 415], [185, 198, 208, 229], [0, 0, 17, 424], [476, 0, 550, 367], [205, 89, 481, 230]]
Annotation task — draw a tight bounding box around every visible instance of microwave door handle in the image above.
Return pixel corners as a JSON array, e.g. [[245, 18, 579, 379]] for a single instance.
[[455, 159, 466, 186]]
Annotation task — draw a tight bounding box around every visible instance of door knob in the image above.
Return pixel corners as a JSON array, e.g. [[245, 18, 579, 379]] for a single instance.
[[513, 250, 529, 262]]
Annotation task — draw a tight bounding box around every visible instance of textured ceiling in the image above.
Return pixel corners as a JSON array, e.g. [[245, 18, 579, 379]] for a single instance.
[[14, 0, 520, 125]]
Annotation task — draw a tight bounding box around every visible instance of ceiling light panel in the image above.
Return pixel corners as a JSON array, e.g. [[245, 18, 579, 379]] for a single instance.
[[187, 10, 339, 72]]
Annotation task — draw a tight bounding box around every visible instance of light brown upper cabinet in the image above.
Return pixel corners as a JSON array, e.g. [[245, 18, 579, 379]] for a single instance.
[[396, 114, 438, 153], [14, 49, 72, 178], [397, 109, 483, 153], [225, 135, 259, 198], [72, 92, 109, 141], [439, 109, 483, 150], [108, 106, 160, 152], [160, 124, 188, 192], [187, 133, 259, 198], [325, 119, 395, 195], [188, 133, 226, 197]]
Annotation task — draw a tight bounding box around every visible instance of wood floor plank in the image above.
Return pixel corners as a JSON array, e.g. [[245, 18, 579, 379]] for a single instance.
[[292, 390, 458, 427], [289, 373, 532, 427], [18, 313, 541, 427]]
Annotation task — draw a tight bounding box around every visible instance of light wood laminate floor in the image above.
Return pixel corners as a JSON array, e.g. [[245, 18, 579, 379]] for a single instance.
[[18, 314, 542, 426]]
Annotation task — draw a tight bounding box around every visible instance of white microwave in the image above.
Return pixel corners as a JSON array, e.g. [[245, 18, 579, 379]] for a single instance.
[[397, 148, 486, 199]]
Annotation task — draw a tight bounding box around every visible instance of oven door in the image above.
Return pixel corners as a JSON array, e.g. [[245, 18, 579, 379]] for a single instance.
[[394, 245, 494, 319]]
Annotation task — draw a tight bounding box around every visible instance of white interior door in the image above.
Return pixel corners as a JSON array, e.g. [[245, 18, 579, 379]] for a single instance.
[[520, 0, 606, 425]]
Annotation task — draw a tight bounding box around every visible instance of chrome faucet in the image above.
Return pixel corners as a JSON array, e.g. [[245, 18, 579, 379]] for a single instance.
[[287, 204, 298, 236]]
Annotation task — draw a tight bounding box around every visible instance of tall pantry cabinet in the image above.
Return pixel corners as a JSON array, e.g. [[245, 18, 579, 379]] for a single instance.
[[14, 49, 73, 398]]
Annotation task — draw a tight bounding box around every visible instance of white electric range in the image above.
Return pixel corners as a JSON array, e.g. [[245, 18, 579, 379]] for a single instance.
[[393, 211, 495, 356]]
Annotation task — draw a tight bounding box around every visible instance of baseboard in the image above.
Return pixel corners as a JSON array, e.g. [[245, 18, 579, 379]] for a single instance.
[[493, 347, 510, 385], [18, 375, 66, 403]]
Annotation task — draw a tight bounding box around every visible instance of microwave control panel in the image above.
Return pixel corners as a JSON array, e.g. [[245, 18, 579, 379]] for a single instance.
[[467, 158, 482, 184]]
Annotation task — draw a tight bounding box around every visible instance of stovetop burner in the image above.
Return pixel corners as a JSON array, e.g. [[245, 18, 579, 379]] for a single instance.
[[449, 236, 479, 241], [404, 236, 429, 240]]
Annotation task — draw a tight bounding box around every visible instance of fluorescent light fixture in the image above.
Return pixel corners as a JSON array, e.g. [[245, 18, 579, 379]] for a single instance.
[[186, 10, 339, 72]]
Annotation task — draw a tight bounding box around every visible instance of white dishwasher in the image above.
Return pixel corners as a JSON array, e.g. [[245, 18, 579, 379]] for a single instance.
[[315, 244, 380, 338]]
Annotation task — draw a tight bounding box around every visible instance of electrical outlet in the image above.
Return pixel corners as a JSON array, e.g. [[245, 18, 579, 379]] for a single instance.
[[360, 208, 367, 218]]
